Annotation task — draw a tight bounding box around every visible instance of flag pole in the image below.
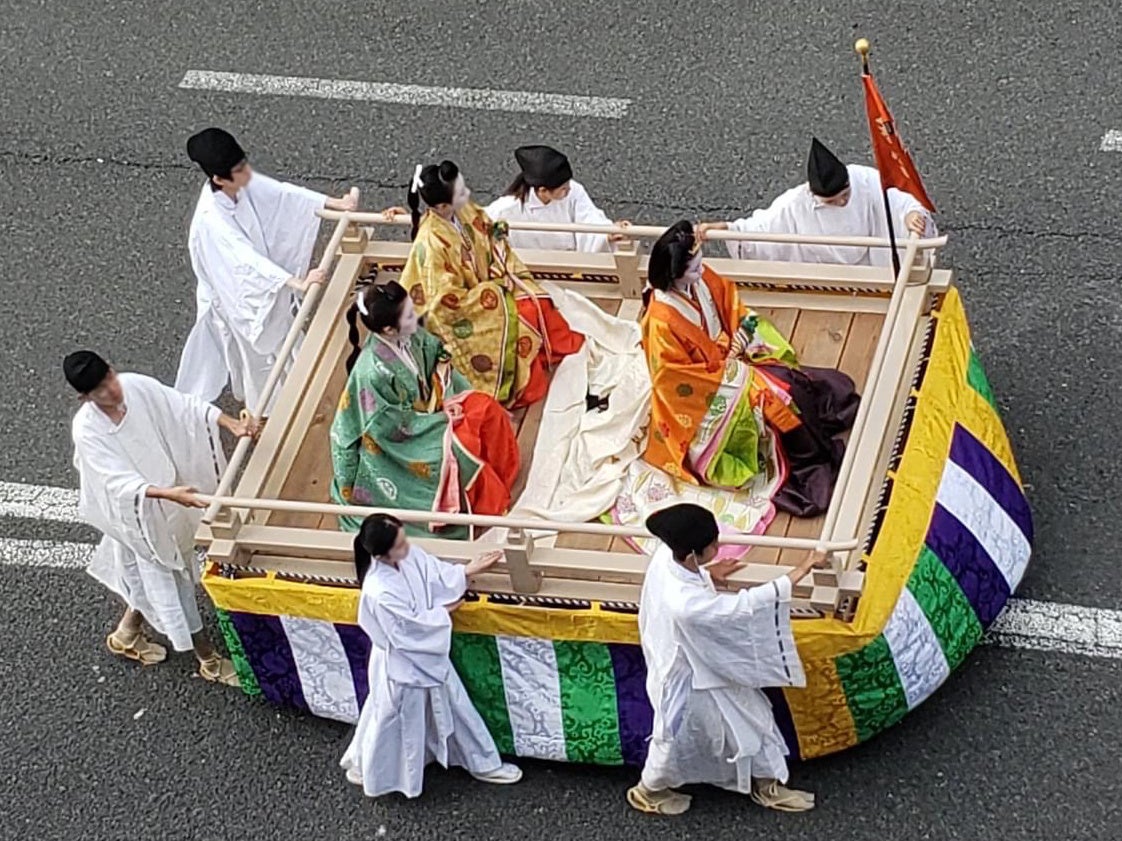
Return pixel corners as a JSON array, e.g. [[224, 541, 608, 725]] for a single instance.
[[856, 38, 902, 277]]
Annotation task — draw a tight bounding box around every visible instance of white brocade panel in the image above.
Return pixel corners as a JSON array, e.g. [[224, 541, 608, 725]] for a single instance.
[[279, 615, 360, 724], [936, 461, 1031, 589], [495, 636, 568, 761], [882, 588, 950, 710]]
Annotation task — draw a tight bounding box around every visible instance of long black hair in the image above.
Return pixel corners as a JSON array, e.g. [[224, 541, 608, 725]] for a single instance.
[[503, 172, 531, 203], [643, 220, 697, 308], [344, 281, 410, 373], [354, 512, 405, 583], [406, 161, 461, 240]]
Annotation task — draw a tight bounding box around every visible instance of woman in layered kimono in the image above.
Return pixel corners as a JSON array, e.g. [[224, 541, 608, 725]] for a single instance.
[[398, 160, 584, 409], [641, 221, 859, 517], [330, 280, 520, 536]]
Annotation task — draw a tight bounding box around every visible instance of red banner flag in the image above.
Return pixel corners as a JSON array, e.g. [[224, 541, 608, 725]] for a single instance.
[[862, 73, 936, 213]]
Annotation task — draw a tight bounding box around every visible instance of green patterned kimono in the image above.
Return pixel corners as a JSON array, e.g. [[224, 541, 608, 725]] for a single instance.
[[330, 329, 481, 537]]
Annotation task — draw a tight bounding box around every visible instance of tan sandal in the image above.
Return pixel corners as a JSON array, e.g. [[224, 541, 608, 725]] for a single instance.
[[750, 779, 815, 812], [627, 784, 692, 815], [106, 630, 167, 665], [198, 655, 240, 687]]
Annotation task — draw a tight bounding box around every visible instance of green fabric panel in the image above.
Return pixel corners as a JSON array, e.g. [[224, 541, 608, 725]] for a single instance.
[[703, 393, 762, 486], [909, 546, 984, 670], [214, 608, 261, 696], [835, 634, 909, 743], [553, 640, 623, 765], [450, 632, 514, 754], [966, 349, 999, 412]]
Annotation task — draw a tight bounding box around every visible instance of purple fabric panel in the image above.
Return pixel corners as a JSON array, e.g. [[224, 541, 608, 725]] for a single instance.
[[763, 687, 802, 761], [333, 622, 372, 708], [228, 611, 309, 712], [949, 424, 1033, 542], [925, 504, 1011, 627], [607, 643, 653, 767]]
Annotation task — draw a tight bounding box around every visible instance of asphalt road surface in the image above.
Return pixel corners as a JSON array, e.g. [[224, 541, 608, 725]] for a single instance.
[[2, 1, 1120, 839]]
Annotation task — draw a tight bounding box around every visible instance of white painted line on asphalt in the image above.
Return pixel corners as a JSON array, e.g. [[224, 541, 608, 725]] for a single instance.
[[1100, 130, 1122, 151], [0, 537, 93, 569], [0, 480, 80, 523], [178, 70, 632, 119], [985, 597, 1122, 660]]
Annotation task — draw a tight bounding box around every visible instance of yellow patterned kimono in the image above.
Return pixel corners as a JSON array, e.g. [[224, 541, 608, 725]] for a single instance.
[[400, 203, 584, 408]]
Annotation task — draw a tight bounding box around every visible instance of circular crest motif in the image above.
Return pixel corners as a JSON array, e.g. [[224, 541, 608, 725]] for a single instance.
[[470, 354, 494, 373], [452, 318, 474, 339]]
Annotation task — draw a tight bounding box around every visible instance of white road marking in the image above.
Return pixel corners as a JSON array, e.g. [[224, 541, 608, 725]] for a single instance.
[[0, 480, 79, 523], [2, 480, 1121, 662], [0, 537, 94, 569], [1100, 130, 1122, 151], [178, 70, 632, 119]]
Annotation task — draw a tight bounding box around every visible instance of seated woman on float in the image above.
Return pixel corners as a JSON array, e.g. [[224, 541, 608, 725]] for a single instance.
[[330, 281, 519, 538], [641, 221, 859, 517], [398, 161, 584, 409]]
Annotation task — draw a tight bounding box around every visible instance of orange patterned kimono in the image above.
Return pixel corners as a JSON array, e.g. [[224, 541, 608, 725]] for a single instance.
[[642, 265, 860, 516], [400, 203, 583, 409]]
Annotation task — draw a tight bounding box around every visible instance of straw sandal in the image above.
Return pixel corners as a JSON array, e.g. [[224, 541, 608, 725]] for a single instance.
[[198, 655, 240, 687], [626, 784, 692, 815], [750, 779, 816, 812], [106, 629, 167, 665]]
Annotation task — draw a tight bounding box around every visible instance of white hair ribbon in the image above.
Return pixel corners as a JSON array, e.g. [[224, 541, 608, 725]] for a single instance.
[[410, 164, 424, 193], [356, 288, 369, 316]]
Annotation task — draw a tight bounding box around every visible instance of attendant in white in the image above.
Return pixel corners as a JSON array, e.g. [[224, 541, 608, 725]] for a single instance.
[[484, 145, 627, 252], [697, 137, 935, 268], [175, 127, 358, 415], [627, 503, 827, 816], [340, 513, 523, 798], [66, 351, 259, 684]]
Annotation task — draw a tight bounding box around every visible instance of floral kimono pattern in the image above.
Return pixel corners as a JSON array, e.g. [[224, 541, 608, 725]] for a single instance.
[[330, 328, 519, 537], [400, 203, 583, 409], [641, 265, 860, 517]]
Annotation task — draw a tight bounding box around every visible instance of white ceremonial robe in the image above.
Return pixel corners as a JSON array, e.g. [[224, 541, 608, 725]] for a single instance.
[[638, 545, 806, 793], [72, 373, 226, 651], [175, 172, 326, 414], [340, 545, 503, 798], [725, 164, 936, 268], [485, 180, 611, 253]]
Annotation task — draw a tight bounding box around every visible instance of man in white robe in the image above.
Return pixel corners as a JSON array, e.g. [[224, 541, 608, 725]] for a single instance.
[[341, 514, 523, 798], [67, 351, 258, 684], [175, 127, 358, 415], [698, 137, 935, 268], [484, 145, 627, 253], [627, 503, 826, 816]]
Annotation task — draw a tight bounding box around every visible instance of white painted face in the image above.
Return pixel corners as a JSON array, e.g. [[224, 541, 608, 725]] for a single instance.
[[396, 295, 419, 339], [675, 252, 704, 291], [451, 174, 471, 210]]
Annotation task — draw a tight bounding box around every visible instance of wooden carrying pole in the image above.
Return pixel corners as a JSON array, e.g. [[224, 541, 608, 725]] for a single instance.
[[202, 188, 359, 526], [196, 494, 863, 552], [816, 231, 922, 552], [315, 209, 947, 252]]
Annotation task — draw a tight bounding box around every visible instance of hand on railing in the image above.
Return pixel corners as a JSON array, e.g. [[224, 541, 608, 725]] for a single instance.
[[380, 206, 408, 222], [465, 549, 504, 577], [904, 212, 927, 237], [325, 191, 360, 212], [789, 550, 833, 585], [288, 267, 328, 293], [608, 219, 632, 244]]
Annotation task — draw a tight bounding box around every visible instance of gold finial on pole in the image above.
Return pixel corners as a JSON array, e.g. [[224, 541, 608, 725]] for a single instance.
[[855, 38, 871, 58]]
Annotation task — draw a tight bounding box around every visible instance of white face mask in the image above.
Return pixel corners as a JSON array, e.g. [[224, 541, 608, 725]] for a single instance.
[[397, 297, 419, 340], [675, 252, 703, 291], [451, 174, 471, 211]]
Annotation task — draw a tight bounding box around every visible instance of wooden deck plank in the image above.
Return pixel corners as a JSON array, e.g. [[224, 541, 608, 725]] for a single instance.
[[776, 310, 855, 566], [838, 312, 884, 391], [270, 352, 350, 529]]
